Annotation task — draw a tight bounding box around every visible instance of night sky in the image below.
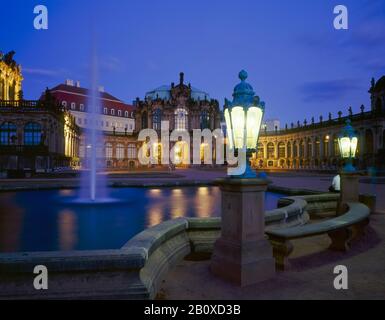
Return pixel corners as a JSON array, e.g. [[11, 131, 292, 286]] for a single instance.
[[1, 0, 385, 125]]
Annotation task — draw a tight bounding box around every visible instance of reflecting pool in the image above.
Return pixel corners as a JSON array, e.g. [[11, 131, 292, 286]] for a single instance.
[[0, 187, 285, 253]]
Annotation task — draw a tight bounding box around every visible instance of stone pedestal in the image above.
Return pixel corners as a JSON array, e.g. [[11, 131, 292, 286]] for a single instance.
[[210, 178, 275, 286], [338, 172, 360, 215]]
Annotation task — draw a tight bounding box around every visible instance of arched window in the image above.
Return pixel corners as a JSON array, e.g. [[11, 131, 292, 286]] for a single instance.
[[174, 108, 188, 130], [103, 107, 107, 114], [287, 142, 292, 158], [333, 135, 340, 157], [257, 143, 264, 158], [307, 139, 313, 158], [278, 142, 285, 158], [116, 144, 125, 160], [200, 110, 210, 130], [267, 142, 275, 158], [0, 122, 17, 145], [125, 111, 129, 117], [24, 122, 42, 145], [111, 109, 115, 116], [300, 140, 305, 157], [293, 141, 298, 157], [62, 101, 67, 108], [71, 102, 76, 110], [127, 144, 137, 159], [80, 104, 84, 111], [152, 109, 162, 130], [315, 138, 320, 157], [141, 111, 148, 129], [105, 143, 113, 159], [118, 110, 122, 117]]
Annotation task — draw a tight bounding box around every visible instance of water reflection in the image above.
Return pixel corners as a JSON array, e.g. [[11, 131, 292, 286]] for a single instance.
[[0, 187, 283, 252], [58, 210, 78, 251], [170, 188, 187, 219]]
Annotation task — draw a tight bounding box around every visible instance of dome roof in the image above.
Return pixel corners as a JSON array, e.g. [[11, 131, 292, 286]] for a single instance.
[[372, 76, 385, 92], [145, 85, 210, 101]]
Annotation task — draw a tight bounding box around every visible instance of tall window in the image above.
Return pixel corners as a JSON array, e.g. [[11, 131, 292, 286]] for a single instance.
[[80, 104, 84, 111], [105, 143, 113, 159], [125, 111, 129, 117], [200, 110, 210, 129], [267, 143, 275, 158], [62, 101, 67, 108], [118, 110, 122, 117], [71, 102, 76, 110], [0, 122, 17, 145], [116, 144, 125, 160], [111, 109, 115, 116], [257, 143, 264, 158], [141, 111, 148, 129], [103, 107, 107, 114], [127, 144, 137, 159], [152, 108, 162, 130], [278, 142, 285, 158], [174, 108, 188, 130], [24, 122, 42, 145]]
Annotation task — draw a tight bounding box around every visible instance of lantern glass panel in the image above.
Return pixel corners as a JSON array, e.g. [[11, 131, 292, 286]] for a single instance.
[[339, 137, 351, 158], [224, 109, 234, 150], [350, 137, 358, 158], [246, 106, 263, 149], [231, 106, 245, 149]]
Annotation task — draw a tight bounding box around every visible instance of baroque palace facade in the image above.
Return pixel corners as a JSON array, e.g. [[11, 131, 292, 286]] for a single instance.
[[134, 72, 221, 165], [0, 52, 79, 175], [254, 77, 385, 170]]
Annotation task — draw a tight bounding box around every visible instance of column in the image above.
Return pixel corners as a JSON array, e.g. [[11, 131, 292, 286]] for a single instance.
[[211, 178, 275, 286]]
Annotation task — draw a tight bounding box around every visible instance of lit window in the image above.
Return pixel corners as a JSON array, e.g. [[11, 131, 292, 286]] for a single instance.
[[153, 108, 162, 130], [127, 144, 137, 159], [174, 108, 188, 130], [105, 143, 113, 159], [111, 109, 115, 116], [116, 144, 125, 160]]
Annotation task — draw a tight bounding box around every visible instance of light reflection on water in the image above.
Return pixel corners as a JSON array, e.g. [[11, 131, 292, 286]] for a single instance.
[[0, 187, 284, 253]]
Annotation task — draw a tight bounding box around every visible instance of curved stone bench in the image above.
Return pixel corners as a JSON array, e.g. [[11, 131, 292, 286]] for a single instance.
[[265, 202, 370, 271]]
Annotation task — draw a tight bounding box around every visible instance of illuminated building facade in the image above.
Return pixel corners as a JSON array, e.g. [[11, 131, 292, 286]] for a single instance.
[[0, 52, 79, 175], [253, 77, 385, 170], [135, 72, 221, 165]]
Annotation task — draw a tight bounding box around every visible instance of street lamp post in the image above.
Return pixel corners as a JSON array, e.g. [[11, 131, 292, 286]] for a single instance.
[[210, 71, 275, 286], [223, 70, 265, 177], [338, 119, 358, 173], [337, 120, 360, 214]]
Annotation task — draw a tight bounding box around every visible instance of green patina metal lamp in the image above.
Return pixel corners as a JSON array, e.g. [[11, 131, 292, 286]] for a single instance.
[[224, 70, 265, 178], [338, 119, 358, 172]]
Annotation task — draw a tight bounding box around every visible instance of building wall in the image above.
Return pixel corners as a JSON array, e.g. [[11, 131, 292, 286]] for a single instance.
[[0, 100, 80, 171], [254, 110, 385, 170]]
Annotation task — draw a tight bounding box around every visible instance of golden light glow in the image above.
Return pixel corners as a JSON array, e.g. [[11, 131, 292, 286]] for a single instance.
[[231, 106, 245, 149], [224, 109, 233, 149], [246, 107, 263, 149]]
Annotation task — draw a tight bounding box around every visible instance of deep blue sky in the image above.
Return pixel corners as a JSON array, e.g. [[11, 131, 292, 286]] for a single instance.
[[1, 0, 385, 125]]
